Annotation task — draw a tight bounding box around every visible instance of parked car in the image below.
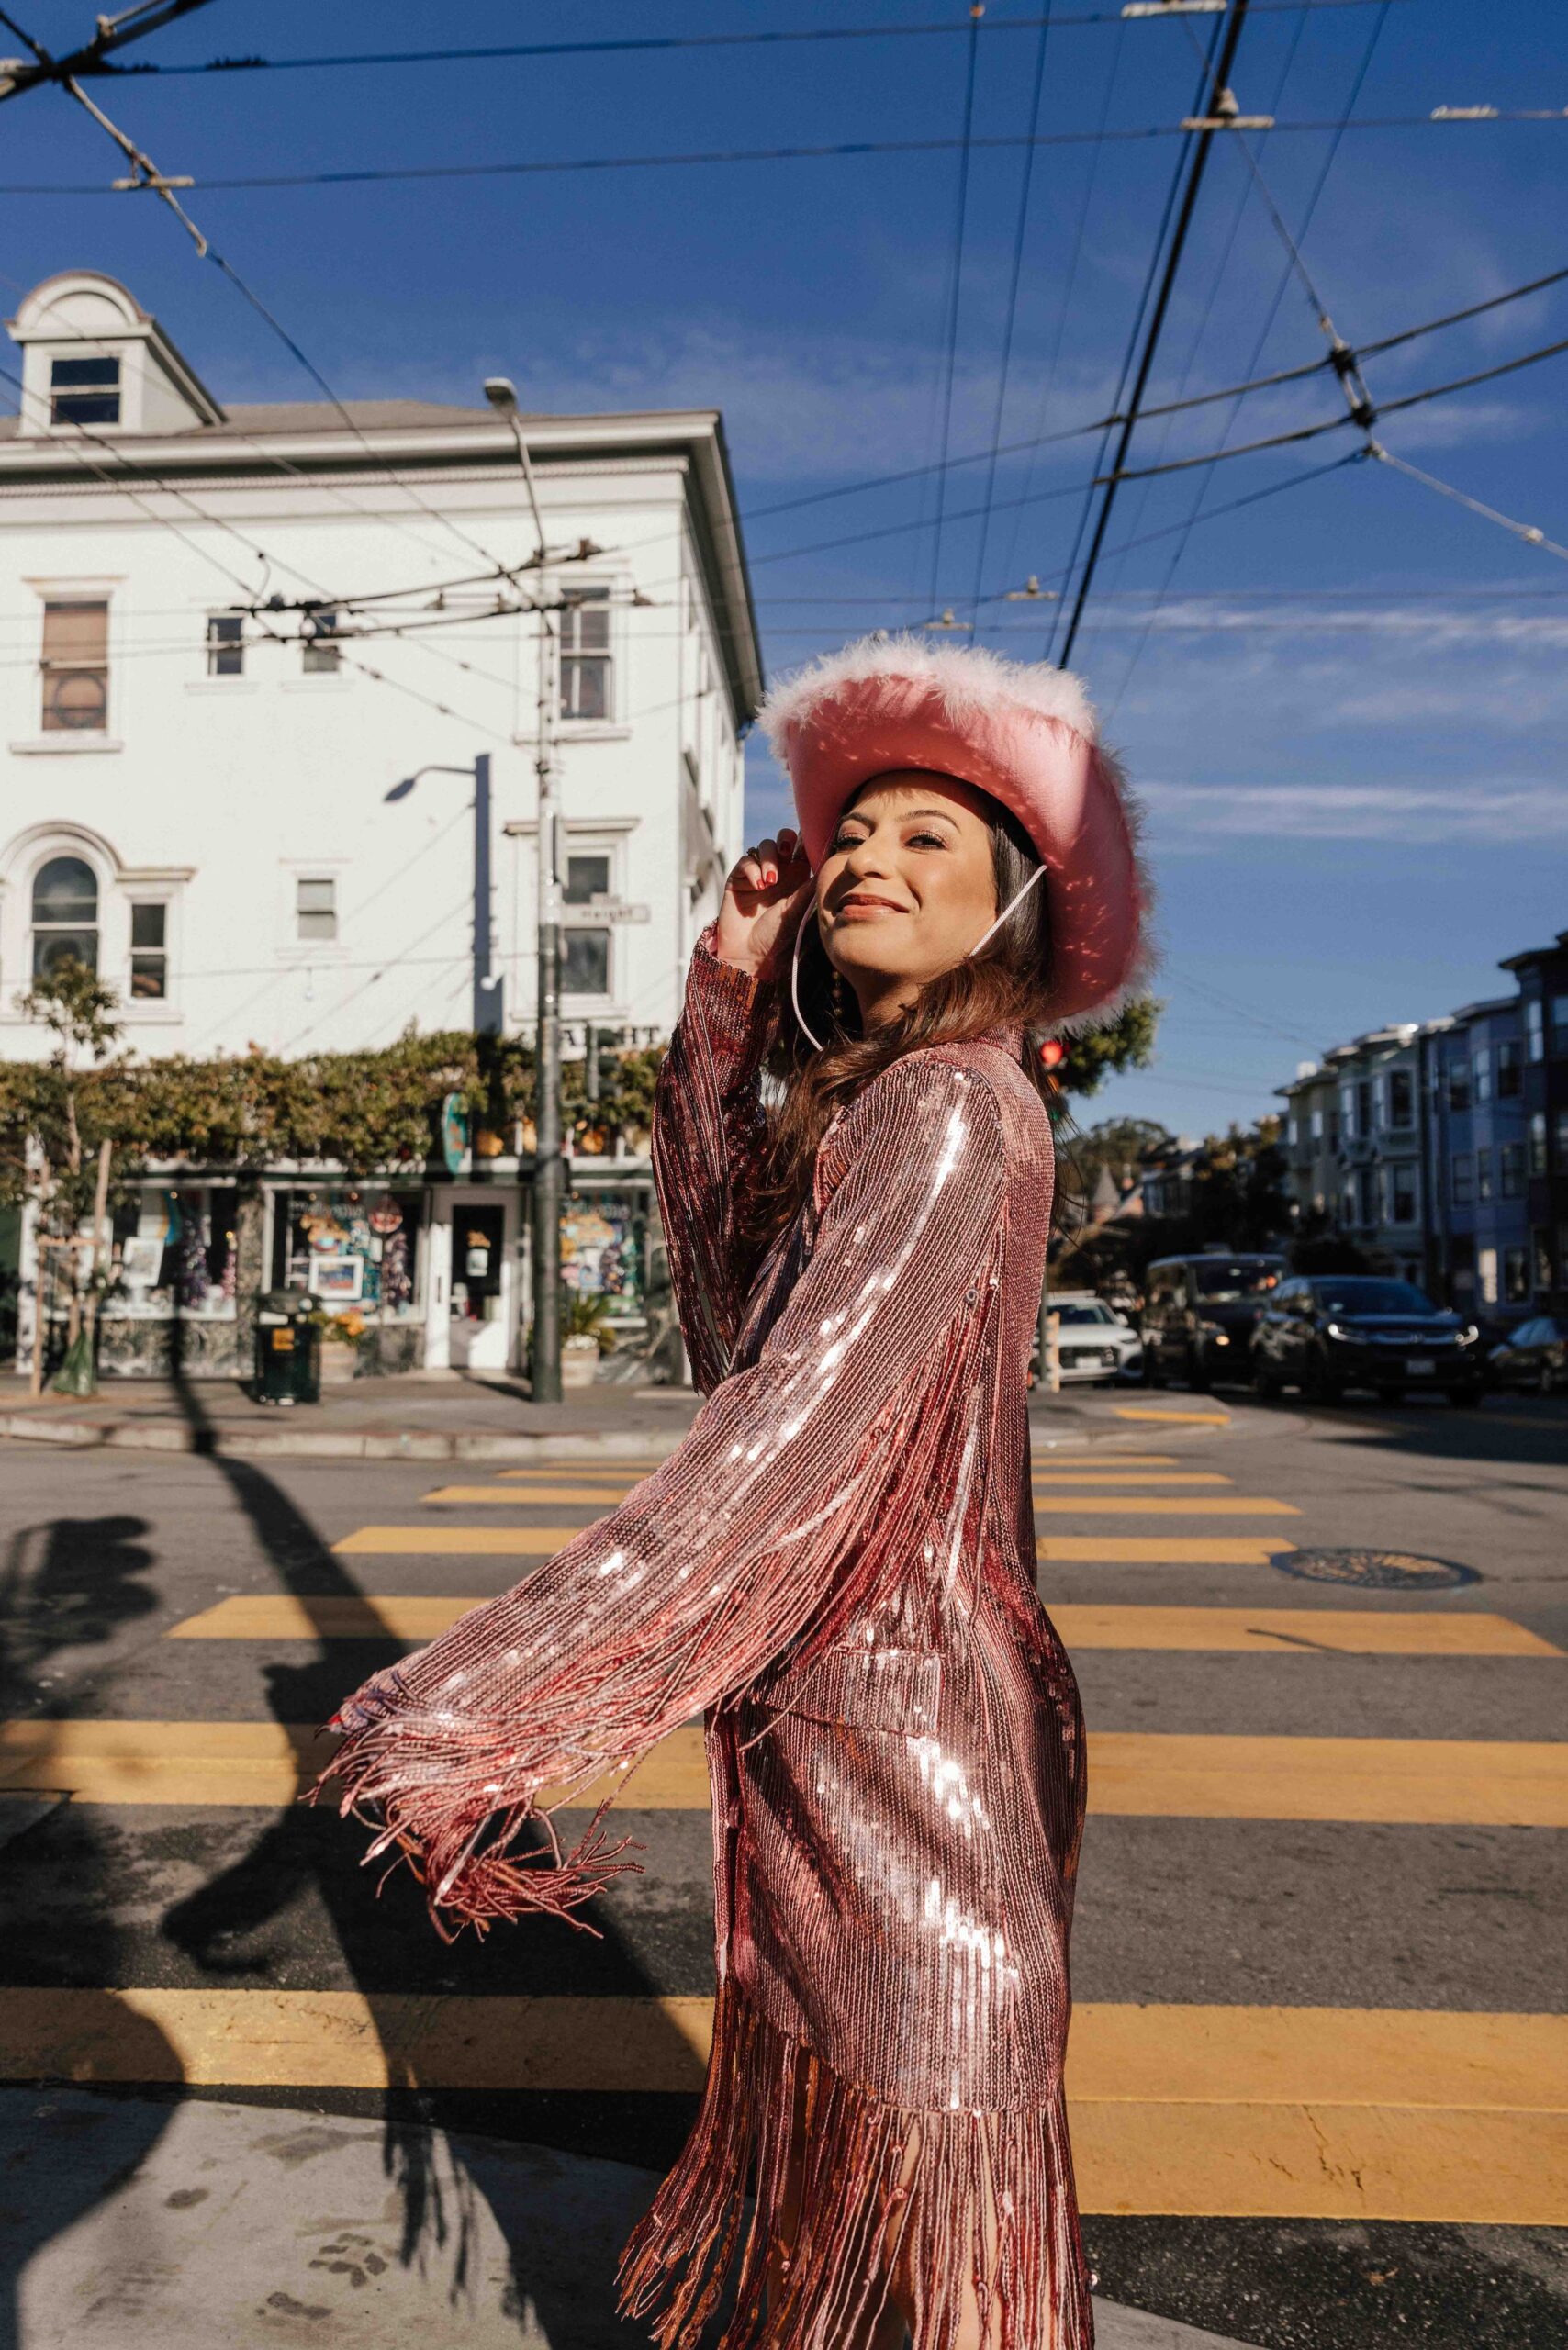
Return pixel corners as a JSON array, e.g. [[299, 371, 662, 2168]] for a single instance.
[[1250, 1275, 1484, 1405], [1486, 1315, 1568, 1395], [1047, 1292, 1142, 1384], [1140, 1254, 1287, 1391]]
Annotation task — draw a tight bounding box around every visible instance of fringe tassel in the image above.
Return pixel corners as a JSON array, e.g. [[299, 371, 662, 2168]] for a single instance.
[[618, 1983, 1094, 2350]]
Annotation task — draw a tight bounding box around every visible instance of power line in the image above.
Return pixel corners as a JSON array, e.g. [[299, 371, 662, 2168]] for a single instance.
[[1057, 0, 1254, 663], [995, 17, 1128, 617], [1103, 0, 1387, 711], [741, 258, 1568, 530], [58, 3, 1427, 84], [1097, 330, 1568, 482], [968, 4, 1056, 618], [6, 109, 1564, 196], [1046, 18, 1226, 660], [0, 0, 218, 103], [924, 5, 985, 615]]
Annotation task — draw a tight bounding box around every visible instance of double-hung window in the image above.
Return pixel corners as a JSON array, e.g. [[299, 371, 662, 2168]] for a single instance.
[[207, 614, 244, 677], [560, 587, 611, 721], [562, 849, 612, 997], [130, 904, 168, 999], [296, 878, 338, 942], [40, 598, 109, 732]]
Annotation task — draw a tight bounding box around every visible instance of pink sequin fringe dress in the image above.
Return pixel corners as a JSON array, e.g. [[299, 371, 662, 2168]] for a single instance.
[[325, 923, 1093, 2349]]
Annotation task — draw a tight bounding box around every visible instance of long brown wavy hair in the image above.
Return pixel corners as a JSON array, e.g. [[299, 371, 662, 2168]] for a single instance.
[[734, 784, 1058, 1281]]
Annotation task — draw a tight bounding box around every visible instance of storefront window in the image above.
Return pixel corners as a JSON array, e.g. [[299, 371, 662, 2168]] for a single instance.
[[109, 1183, 236, 1319], [271, 1186, 423, 1320], [561, 1189, 647, 1321]]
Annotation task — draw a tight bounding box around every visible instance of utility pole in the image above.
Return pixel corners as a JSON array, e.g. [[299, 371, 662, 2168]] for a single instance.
[[486, 376, 564, 1402]]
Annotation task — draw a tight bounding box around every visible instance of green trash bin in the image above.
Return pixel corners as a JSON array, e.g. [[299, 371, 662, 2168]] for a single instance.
[[255, 1292, 321, 1405]]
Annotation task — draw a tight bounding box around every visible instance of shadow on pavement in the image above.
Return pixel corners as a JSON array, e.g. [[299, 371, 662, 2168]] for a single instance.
[[155, 1354, 693, 2344], [0, 1511, 181, 2350]]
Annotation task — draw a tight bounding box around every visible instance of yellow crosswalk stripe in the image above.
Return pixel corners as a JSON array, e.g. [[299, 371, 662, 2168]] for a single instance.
[[1033, 1472, 1235, 1486], [4, 1987, 1560, 2221], [6, 1718, 1563, 1823], [334, 1527, 569, 1555], [424, 1483, 636, 1506], [338, 1506, 1302, 1558], [497, 1465, 664, 1483], [425, 1475, 1244, 1504], [1033, 1496, 1299, 1516], [1037, 1536, 1297, 1563], [165, 1595, 1562, 1658]]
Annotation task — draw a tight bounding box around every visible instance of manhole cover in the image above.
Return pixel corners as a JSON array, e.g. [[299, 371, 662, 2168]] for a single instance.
[[1274, 1548, 1480, 1590]]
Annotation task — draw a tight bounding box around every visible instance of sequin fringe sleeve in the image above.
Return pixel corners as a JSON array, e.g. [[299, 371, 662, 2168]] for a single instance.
[[320, 1050, 1007, 1939], [651, 922, 770, 1395]]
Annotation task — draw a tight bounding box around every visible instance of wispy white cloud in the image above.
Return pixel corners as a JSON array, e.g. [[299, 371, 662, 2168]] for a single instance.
[[1138, 779, 1568, 842]]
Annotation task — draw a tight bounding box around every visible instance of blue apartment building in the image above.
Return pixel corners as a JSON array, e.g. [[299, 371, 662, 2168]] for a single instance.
[[1421, 998, 1531, 1318]]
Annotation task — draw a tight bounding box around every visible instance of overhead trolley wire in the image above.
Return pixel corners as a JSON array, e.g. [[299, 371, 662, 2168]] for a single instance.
[[58, 3, 1426, 83], [993, 17, 1127, 616], [967, 4, 1056, 619], [924, 5, 986, 615], [1103, 0, 1385, 712], [1053, 0, 1247, 662], [1096, 331, 1568, 482], [6, 109, 1562, 197]]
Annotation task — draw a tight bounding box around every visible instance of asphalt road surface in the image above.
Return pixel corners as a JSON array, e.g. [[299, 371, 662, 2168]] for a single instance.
[[0, 1384, 1563, 2347]]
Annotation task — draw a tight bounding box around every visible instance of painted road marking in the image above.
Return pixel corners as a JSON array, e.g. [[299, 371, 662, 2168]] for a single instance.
[[425, 1475, 1244, 1504], [423, 1484, 635, 1506], [1033, 1472, 1235, 1486], [1114, 1407, 1231, 1426], [3, 1988, 1560, 2222], [1037, 1537, 1298, 1564], [1032, 1496, 1299, 1516], [165, 1595, 1562, 1659], [7, 1719, 1563, 1823], [334, 1527, 573, 1556], [497, 1466, 663, 1483]]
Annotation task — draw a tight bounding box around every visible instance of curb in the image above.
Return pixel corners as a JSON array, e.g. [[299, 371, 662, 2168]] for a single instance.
[[0, 1406, 1143, 1462], [0, 1413, 690, 1463]]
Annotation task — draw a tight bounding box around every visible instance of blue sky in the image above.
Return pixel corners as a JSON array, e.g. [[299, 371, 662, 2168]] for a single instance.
[[5, 0, 1564, 1135]]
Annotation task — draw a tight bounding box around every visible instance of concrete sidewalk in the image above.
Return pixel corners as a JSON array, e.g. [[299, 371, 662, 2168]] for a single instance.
[[0, 1373, 1115, 1461], [3, 2089, 1260, 2350]]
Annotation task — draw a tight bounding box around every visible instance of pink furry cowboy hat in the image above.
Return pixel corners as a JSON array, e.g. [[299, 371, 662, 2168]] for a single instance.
[[757, 633, 1148, 1028]]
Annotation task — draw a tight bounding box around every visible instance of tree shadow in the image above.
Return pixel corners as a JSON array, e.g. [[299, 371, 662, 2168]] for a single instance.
[[155, 1358, 697, 2343], [0, 1509, 182, 2350]]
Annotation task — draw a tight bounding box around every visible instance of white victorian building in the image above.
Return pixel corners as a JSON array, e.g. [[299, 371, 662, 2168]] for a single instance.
[[0, 269, 762, 1381]]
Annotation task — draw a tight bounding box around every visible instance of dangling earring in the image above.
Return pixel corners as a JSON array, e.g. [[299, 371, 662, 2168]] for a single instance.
[[830, 968, 849, 1031]]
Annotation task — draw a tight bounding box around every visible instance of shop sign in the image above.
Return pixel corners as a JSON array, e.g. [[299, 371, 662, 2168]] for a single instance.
[[440, 1093, 471, 1176]]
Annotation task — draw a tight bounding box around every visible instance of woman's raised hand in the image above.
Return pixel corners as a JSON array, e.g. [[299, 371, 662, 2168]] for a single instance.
[[714, 826, 813, 979]]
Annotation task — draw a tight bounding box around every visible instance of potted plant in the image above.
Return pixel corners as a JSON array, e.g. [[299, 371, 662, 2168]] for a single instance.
[[561, 1292, 614, 1388], [316, 1306, 365, 1384]]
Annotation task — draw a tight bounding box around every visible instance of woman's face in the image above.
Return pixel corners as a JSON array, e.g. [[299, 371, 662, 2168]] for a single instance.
[[815, 771, 999, 1024]]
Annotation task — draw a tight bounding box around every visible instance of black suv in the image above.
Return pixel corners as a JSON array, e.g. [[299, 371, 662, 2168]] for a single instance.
[[1251, 1275, 1484, 1405], [1140, 1254, 1287, 1391]]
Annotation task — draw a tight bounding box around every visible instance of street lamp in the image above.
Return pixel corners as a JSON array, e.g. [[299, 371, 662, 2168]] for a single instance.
[[484, 374, 565, 1403], [385, 758, 502, 1036]]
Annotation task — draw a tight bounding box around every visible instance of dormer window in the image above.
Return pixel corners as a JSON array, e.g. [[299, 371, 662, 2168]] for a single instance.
[[50, 354, 121, 427]]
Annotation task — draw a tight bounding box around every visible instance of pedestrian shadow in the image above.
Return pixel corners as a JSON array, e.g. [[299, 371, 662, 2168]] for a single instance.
[[156, 1364, 697, 2343], [0, 1510, 182, 2350]]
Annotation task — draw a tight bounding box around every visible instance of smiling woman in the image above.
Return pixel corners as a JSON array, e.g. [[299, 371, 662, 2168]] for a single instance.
[[324, 636, 1148, 2350]]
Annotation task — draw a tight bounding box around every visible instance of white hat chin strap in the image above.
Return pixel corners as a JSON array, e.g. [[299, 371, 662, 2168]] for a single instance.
[[791, 860, 1047, 1053]]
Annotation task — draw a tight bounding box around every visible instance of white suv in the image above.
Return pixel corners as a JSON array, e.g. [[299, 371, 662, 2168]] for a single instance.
[[1046, 1292, 1143, 1384]]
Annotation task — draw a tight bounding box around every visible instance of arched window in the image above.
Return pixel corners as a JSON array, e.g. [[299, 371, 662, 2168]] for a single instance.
[[31, 856, 99, 978]]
